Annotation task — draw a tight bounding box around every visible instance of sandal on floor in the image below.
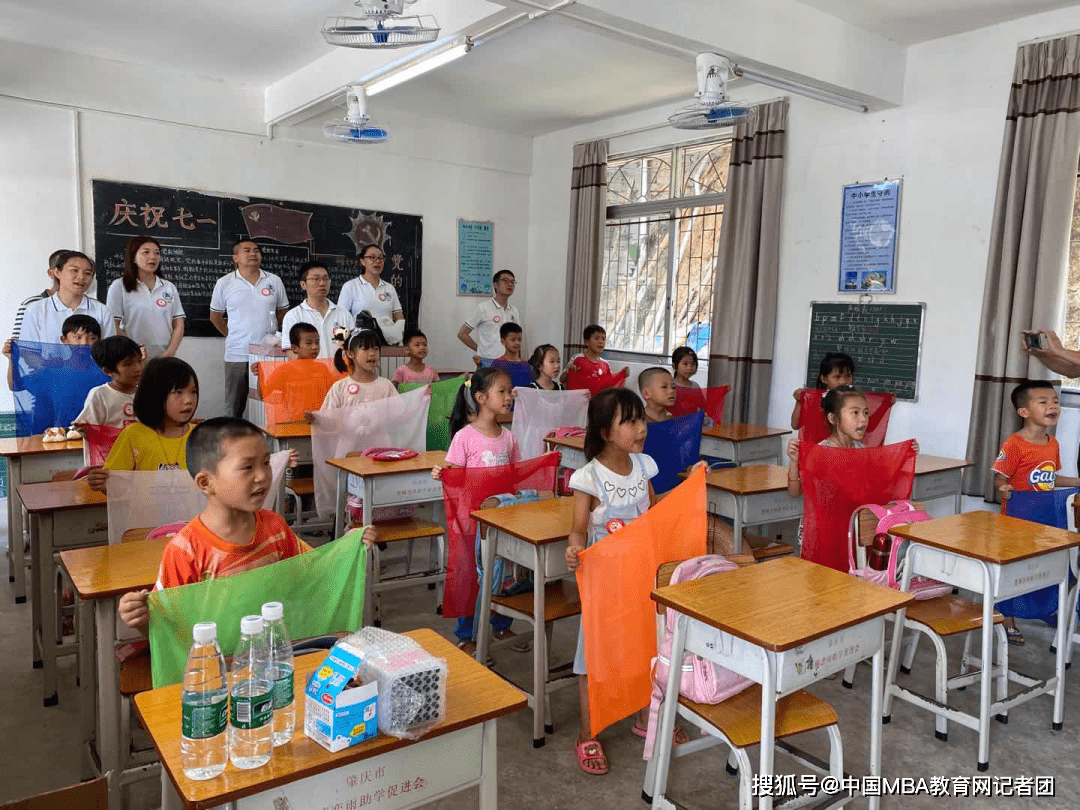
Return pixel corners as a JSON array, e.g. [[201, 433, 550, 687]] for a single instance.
[[511, 639, 532, 653], [575, 739, 609, 775], [1006, 627, 1025, 645], [631, 723, 689, 745], [456, 639, 495, 666]]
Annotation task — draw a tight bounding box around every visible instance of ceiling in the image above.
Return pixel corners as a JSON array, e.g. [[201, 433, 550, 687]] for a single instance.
[[335, 15, 695, 136], [798, 0, 1080, 44], [0, 0, 341, 83]]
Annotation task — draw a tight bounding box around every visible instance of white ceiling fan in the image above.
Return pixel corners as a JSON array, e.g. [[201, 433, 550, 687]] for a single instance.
[[323, 85, 389, 144], [669, 53, 755, 130], [322, 0, 440, 49]]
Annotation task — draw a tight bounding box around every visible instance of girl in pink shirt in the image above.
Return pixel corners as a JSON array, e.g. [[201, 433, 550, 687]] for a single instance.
[[392, 328, 439, 387], [432, 366, 522, 650]]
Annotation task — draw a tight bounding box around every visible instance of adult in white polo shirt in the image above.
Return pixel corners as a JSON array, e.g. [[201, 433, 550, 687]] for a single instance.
[[457, 269, 519, 364], [280, 261, 352, 359], [209, 239, 289, 417], [20, 250, 115, 343], [337, 244, 404, 341], [106, 236, 185, 358]]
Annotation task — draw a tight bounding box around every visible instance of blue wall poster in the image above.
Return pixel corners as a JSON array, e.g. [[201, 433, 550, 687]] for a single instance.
[[458, 219, 494, 296], [838, 179, 901, 294]]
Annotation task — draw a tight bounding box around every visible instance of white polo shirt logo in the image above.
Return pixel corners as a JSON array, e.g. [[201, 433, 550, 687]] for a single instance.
[[493, 315, 501, 323], [161, 290, 173, 302], [261, 286, 273, 296], [156, 298, 167, 308], [378, 292, 390, 302]]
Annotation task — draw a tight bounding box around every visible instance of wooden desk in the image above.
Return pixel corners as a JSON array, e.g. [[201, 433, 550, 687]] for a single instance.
[[543, 434, 586, 472], [911, 455, 973, 514], [647, 557, 911, 810], [18, 479, 107, 707], [137, 628, 526, 810], [260, 422, 312, 515], [701, 465, 802, 554], [699, 424, 790, 466], [471, 496, 575, 747], [60, 535, 168, 801], [885, 511, 1080, 769], [326, 452, 446, 539], [0, 435, 85, 603]]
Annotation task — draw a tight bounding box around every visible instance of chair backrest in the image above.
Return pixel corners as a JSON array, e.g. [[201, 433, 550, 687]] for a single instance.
[[850, 500, 925, 568], [0, 776, 108, 810]]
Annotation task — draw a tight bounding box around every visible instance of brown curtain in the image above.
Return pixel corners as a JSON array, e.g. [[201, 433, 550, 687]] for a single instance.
[[706, 98, 788, 423], [563, 139, 608, 360], [964, 36, 1080, 499]]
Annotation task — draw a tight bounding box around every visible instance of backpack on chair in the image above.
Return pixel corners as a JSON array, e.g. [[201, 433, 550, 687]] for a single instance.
[[847, 501, 951, 599], [643, 554, 754, 759]]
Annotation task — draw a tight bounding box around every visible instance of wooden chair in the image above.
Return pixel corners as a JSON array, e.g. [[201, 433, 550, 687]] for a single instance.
[[707, 515, 791, 563], [0, 776, 108, 810], [360, 517, 446, 626], [643, 557, 846, 810]]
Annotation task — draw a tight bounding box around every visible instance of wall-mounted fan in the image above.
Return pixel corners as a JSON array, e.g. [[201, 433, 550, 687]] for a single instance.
[[324, 86, 389, 144], [669, 53, 755, 130], [323, 0, 440, 48]]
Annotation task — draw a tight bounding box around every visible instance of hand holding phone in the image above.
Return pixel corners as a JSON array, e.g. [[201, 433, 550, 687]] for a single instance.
[[1024, 331, 1045, 350]]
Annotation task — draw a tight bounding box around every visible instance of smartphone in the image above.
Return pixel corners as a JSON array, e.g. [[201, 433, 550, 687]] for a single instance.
[[1024, 332, 1045, 350]]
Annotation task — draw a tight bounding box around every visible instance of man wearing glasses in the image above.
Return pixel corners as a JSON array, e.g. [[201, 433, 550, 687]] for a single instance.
[[457, 269, 519, 366], [338, 244, 405, 336]]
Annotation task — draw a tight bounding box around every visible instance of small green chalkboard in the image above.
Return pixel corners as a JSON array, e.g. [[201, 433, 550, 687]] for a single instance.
[[805, 301, 925, 401]]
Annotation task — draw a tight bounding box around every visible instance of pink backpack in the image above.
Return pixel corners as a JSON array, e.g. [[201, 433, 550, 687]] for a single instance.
[[847, 501, 951, 600], [643, 555, 754, 759], [546, 427, 586, 439]]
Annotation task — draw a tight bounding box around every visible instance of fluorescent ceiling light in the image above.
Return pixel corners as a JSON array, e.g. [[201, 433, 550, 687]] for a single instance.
[[366, 40, 472, 96], [732, 65, 869, 113]]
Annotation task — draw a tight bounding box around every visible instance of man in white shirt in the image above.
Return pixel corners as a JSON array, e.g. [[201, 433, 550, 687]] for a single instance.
[[280, 261, 352, 359], [337, 244, 404, 342], [209, 239, 289, 417], [457, 270, 520, 364]]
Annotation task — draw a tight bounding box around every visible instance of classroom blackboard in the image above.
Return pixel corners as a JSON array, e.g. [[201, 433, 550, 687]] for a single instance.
[[805, 301, 925, 401], [91, 180, 423, 338]]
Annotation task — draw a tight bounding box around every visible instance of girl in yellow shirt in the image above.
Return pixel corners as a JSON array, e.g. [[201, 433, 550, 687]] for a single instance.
[[88, 357, 199, 492]]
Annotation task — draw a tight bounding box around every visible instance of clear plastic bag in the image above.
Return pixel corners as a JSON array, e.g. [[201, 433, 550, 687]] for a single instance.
[[344, 627, 447, 740]]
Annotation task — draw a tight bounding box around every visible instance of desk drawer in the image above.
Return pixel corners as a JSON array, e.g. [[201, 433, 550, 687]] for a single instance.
[[370, 472, 443, 507], [741, 490, 802, 525], [909, 545, 986, 592], [996, 550, 1070, 601], [777, 617, 883, 692], [911, 470, 960, 502], [495, 532, 569, 579]]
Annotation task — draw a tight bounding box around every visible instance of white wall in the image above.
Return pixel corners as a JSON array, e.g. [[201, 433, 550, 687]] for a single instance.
[[529, 5, 1080, 461], [0, 95, 533, 415]]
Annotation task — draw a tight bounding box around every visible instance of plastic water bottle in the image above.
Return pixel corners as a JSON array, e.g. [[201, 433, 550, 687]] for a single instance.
[[229, 615, 274, 769], [261, 601, 295, 747], [180, 622, 229, 780]]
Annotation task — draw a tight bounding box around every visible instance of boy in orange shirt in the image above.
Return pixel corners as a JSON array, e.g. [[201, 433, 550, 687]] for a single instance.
[[261, 323, 338, 425], [991, 380, 1080, 643], [118, 417, 372, 631]]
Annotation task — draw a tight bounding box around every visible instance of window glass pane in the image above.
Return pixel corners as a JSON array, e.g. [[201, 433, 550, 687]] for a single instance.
[[599, 215, 671, 353], [606, 152, 672, 206], [677, 141, 731, 197], [670, 205, 722, 357], [1062, 178, 1080, 389]]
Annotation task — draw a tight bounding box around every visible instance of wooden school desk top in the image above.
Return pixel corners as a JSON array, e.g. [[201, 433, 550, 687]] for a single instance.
[[544, 434, 584, 452], [136, 628, 527, 810], [889, 510, 1080, 565], [702, 464, 791, 495], [261, 421, 312, 440], [702, 423, 791, 442], [0, 435, 83, 457], [60, 535, 168, 600], [326, 451, 447, 477], [652, 556, 912, 652], [18, 479, 106, 514], [471, 496, 574, 546], [913, 455, 973, 475]]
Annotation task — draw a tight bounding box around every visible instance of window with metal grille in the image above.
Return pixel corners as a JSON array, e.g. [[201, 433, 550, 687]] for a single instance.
[[599, 138, 730, 358]]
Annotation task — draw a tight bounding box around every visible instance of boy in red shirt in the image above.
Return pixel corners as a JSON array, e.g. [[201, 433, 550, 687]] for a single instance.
[[990, 380, 1080, 642], [118, 417, 372, 631]]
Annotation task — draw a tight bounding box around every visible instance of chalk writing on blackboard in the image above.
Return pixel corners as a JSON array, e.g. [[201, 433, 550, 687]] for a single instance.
[[458, 220, 494, 296], [806, 302, 925, 401]]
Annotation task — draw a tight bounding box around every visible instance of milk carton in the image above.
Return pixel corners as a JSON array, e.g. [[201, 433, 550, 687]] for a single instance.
[[303, 641, 378, 752]]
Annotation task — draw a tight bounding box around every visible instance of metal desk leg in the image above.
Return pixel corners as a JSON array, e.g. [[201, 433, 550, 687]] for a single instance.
[[97, 596, 121, 810], [479, 718, 498, 810], [977, 562, 993, 771], [29, 513, 42, 668], [333, 468, 347, 539], [868, 624, 885, 810], [38, 512, 59, 706], [757, 651, 776, 810], [532, 544, 548, 747], [1053, 576, 1068, 730], [475, 527, 497, 666], [77, 595, 97, 779], [650, 614, 687, 808], [273, 437, 287, 517], [8, 457, 26, 601]]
